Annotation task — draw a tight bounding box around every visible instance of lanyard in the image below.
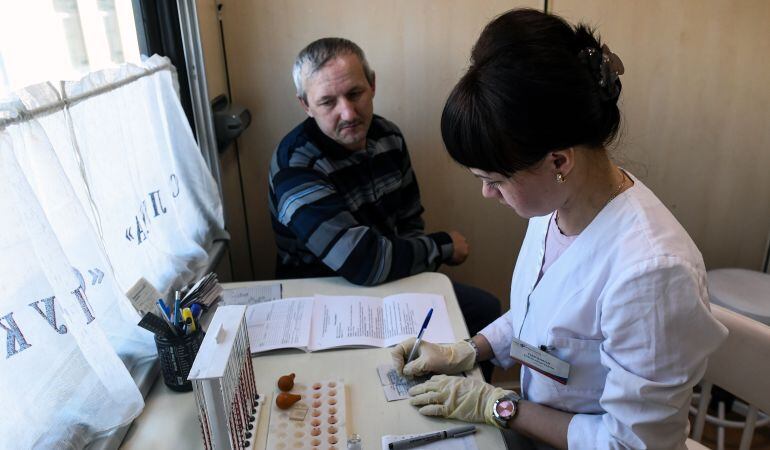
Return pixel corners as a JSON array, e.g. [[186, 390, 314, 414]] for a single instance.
[[518, 220, 549, 340], [516, 291, 533, 340]]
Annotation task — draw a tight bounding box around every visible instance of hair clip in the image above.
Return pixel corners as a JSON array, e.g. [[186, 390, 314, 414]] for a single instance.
[[579, 44, 624, 101], [601, 44, 625, 77]]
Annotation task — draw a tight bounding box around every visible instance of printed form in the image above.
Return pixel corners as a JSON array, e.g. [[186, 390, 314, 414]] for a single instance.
[[308, 294, 454, 351], [246, 297, 313, 353], [244, 293, 455, 353]]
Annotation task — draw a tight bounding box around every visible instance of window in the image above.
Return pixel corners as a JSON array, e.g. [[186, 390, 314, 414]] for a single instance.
[[0, 0, 142, 99], [0, 1, 225, 447]]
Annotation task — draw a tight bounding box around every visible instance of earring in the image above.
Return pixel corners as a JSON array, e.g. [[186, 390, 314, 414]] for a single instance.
[[556, 173, 565, 184]]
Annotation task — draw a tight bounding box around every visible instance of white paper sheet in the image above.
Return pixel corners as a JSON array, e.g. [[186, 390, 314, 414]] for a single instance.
[[125, 277, 163, 317], [221, 283, 282, 306], [381, 293, 455, 346], [243, 293, 455, 353], [246, 297, 313, 353], [381, 431, 479, 450], [308, 293, 455, 351], [309, 295, 384, 350]]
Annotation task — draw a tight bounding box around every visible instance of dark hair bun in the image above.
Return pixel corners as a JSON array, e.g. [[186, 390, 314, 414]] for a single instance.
[[573, 25, 601, 54], [441, 8, 622, 176]]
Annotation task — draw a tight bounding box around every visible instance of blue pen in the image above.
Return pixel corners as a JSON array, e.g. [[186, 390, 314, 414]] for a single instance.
[[173, 291, 181, 327], [156, 299, 171, 321], [155, 301, 177, 336], [406, 308, 433, 365]]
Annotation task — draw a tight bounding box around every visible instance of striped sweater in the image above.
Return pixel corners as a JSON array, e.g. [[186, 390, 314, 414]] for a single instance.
[[268, 115, 453, 286]]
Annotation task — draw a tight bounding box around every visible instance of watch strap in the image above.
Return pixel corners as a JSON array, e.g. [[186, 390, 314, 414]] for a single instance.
[[464, 338, 480, 362]]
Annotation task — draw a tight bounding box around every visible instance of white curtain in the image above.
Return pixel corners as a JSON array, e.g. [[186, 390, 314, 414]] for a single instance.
[[0, 55, 226, 449]]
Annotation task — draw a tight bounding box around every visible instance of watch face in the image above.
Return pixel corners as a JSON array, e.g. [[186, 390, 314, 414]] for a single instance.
[[496, 400, 515, 419]]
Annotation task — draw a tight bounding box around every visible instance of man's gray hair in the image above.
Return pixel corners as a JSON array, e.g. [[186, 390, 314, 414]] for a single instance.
[[292, 37, 375, 102]]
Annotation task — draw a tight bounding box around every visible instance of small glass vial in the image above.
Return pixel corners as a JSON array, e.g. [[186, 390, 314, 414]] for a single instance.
[[347, 433, 362, 450]]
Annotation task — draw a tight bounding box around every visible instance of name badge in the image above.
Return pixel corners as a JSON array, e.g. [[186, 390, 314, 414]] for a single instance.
[[510, 337, 570, 385]]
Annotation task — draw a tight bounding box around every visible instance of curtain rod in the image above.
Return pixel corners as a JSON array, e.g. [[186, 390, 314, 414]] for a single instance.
[[0, 62, 173, 130]]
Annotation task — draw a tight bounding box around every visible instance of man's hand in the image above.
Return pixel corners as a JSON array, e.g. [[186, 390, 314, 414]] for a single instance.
[[391, 338, 476, 377], [448, 231, 469, 265], [409, 375, 512, 426]]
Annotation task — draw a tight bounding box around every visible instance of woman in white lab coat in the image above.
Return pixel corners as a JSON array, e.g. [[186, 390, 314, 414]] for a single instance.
[[391, 9, 727, 449]]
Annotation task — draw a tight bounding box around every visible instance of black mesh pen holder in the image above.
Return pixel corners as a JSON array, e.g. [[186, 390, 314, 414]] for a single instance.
[[154, 329, 204, 392]]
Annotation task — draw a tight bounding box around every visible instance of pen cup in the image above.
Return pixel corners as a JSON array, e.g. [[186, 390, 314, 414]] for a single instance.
[[154, 329, 204, 392]]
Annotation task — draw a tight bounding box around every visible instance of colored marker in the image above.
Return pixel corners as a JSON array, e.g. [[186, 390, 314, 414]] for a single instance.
[[182, 307, 196, 333]]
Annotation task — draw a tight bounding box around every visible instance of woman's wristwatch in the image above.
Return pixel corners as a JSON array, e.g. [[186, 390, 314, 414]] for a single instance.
[[492, 392, 521, 428], [464, 338, 480, 362]]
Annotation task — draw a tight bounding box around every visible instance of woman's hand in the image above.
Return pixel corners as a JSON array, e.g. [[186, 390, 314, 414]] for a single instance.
[[391, 339, 476, 377], [408, 375, 512, 425]]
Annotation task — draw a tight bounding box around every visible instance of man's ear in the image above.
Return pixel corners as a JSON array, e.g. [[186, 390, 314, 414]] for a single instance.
[[370, 72, 376, 98], [297, 96, 313, 117]]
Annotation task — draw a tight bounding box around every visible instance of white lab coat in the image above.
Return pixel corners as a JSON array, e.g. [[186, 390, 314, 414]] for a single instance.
[[480, 173, 728, 449]]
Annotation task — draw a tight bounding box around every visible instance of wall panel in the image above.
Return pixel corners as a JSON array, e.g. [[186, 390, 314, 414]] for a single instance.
[[220, 0, 540, 305], [197, 0, 253, 281], [207, 0, 770, 307], [551, 0, 770, 271]]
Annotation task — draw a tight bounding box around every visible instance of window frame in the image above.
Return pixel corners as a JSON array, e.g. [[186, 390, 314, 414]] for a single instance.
[[132, 0, 195, 133], [132, 0, 222, 194]]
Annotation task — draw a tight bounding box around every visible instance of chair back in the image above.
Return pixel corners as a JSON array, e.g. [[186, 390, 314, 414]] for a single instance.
[[706, 304, 770, 414]]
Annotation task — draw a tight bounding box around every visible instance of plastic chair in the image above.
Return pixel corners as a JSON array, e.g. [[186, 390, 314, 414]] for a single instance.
[[688, 305, 770, 450], [708, 268, 770, 325]]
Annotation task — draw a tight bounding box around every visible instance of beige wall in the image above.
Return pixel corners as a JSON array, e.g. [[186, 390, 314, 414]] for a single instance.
[[197, 0, 254, 282], [551, 0, 770, 270], [200, 0, 770, 307], [217, 0, 540, 305]]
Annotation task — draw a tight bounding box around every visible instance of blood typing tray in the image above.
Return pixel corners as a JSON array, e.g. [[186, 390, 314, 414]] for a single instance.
[[266, 379, 347, 450]]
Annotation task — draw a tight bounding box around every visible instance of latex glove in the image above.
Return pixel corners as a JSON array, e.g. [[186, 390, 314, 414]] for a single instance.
[[408, 374, 512, 427], [391, 338, 476, 377]]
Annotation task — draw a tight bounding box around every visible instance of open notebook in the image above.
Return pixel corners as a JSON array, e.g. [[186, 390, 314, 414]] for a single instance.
[[245, 293, 455, 353]]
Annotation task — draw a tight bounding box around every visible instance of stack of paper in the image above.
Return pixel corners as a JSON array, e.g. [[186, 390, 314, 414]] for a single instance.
[[181, 272, 222, 307]]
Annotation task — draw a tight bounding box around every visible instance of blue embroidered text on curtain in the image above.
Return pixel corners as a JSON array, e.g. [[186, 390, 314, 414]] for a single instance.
[[0, 55, 227, 449]]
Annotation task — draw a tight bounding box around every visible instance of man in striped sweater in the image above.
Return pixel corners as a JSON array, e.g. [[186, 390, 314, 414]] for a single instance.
[[269, 38, 499, 359]]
